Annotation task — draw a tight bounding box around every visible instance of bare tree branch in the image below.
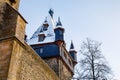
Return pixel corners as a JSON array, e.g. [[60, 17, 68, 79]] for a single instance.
[[75, 38, 113, 80]]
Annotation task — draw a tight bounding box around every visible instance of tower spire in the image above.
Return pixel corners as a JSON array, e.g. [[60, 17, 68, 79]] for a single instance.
[[56, 17, 62, 26], [49, 8, 54, 18], [70, 40, 74, 50], [69, 41, 77, 66], [54, 17, 64, 41]]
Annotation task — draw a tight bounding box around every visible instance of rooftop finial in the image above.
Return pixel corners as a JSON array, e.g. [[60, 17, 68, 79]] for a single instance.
[[56, 17, 62, 26], [49, 8, 54, 18], [70, 40, 74, 49]]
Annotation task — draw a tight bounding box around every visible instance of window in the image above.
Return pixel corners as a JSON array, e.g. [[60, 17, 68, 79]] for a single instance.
[[35, 48, 39, 54], [59, 30, 63, 35], [43, 26, 48, 31], [40, 48, 43, 54], [35, 48, 43, 54], [38, 34, 45, 42]]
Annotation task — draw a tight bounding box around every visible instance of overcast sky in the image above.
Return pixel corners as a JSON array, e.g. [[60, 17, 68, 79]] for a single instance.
[[19, 0, 120, 79]]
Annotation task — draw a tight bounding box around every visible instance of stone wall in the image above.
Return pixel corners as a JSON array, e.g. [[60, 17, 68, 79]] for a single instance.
[[61, 60, 72, 80], [44, 57, 73, 80], [7, 38, 59, 80], [0, 0, 20, 10], [0, 39, 14, 80], [0, 2, 18, 39], [44, 58, 59, 76], [0, 38, 59, 80]]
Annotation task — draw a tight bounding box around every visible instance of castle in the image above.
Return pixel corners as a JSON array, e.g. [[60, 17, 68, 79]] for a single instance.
[[0, 0, 77, 80], [27, 9, 77, 80]]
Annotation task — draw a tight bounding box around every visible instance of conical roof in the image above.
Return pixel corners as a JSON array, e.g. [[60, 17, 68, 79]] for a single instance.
[[56, 17, 62, 26], [70, 41, 74, 49], [69, 40, 77, 53]]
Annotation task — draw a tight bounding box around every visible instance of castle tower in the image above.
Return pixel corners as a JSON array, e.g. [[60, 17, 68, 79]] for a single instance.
[[27, 9, 76, 80], [69, 41, 77, 66], [54, 17, 64, 42], [0, 0, 27, 79]]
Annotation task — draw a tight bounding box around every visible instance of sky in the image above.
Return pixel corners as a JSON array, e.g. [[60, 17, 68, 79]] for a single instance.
[[19, 0, 120, 79]]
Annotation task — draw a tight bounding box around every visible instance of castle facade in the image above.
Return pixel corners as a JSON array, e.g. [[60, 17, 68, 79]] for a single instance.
[[0, 0, 77, 80]]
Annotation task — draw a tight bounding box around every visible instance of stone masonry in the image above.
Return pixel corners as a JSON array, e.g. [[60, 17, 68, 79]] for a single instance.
[[0, 1, 59, 80]]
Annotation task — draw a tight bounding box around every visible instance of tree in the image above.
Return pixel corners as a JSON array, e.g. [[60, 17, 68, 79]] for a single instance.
[[75, 38, 112, 80]]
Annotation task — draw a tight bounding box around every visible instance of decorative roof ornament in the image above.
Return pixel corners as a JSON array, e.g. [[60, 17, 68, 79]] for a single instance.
[[49, 8, 54, 18], [70, 40, 74, 49], [56, 17, 62, 26]]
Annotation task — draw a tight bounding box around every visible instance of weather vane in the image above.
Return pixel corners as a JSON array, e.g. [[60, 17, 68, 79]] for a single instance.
[[49, 8, 54, 18]]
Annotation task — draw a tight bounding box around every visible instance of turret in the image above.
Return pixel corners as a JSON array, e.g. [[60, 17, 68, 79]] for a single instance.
[[69, 41, 77, 66], [54, 17, 64, 41]]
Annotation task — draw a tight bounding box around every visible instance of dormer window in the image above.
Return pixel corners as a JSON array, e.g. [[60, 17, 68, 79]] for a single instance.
[[43, 17, 49, 31], [43, 24, 49, 31], [43, 23, 49, 27], [38, 34, 45, 42]]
